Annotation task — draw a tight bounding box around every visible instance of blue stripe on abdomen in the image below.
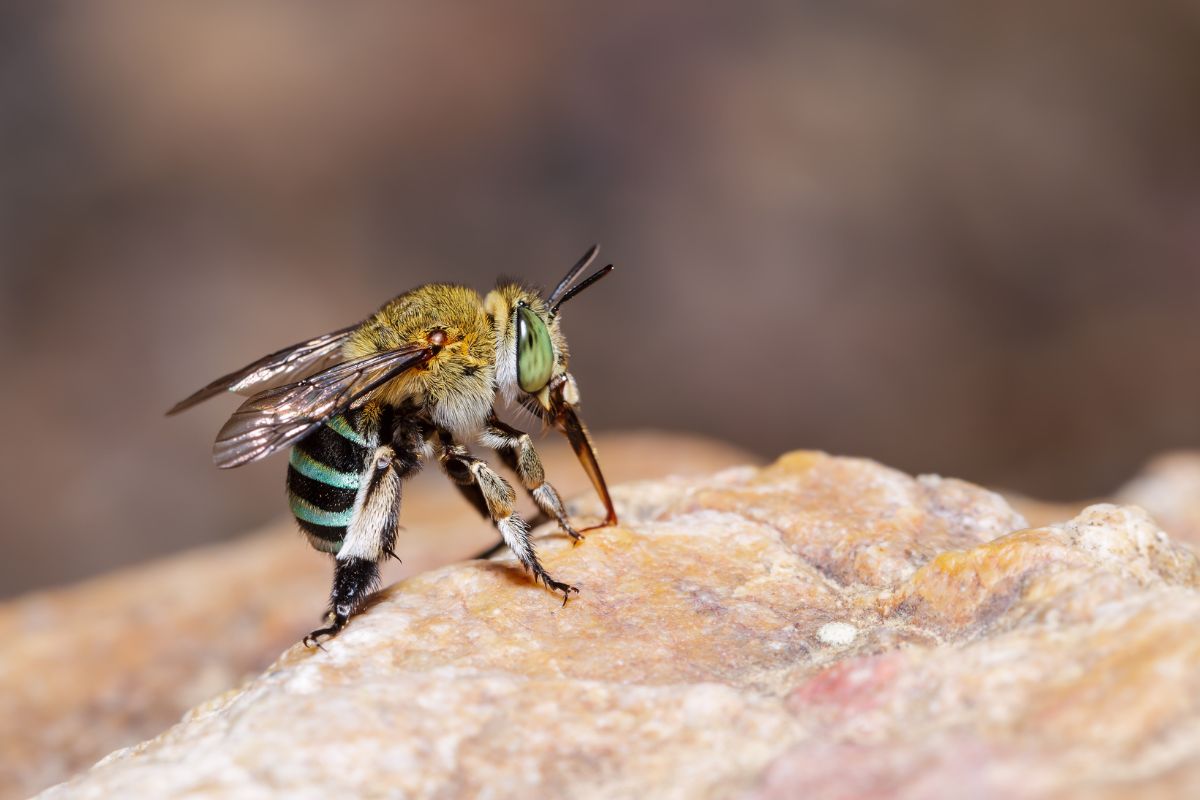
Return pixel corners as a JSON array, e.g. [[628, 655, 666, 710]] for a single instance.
[[287, 413, 374, 553], [289, 493, 355, 527], [328, 414, 369, 447], [289, 448, 361, 489], [295, 415, 369, 475]]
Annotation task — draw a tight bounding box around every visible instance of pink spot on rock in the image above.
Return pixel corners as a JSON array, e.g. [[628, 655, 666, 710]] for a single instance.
[[787, 652, 903, 716]]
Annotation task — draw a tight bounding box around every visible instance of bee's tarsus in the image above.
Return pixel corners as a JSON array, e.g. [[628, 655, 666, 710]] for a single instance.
[[303, 624, 338, 650], [539, 572, 578, 604]]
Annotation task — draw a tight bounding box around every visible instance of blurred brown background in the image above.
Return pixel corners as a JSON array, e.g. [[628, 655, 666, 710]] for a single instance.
[[1, 1, 1199, 598]]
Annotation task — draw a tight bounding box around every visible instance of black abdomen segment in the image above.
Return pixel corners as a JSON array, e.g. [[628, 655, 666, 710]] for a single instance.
[[286, 414, 373, 553]]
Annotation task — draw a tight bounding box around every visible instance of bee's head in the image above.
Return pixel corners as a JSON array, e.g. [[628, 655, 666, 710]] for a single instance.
[[485, 244, 618, 526], [485, 245, 613, 414]]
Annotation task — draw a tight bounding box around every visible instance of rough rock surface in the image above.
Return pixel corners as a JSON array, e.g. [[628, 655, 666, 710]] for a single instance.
[[1116, 451, 1200, 547], [33, 451, 1200, 799], [1005, 450, 1200, 549], [1, 432, 754, 800]]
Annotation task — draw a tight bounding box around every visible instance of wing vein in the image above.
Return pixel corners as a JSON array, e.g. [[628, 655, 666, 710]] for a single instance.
[[212, 343, 434, 468]]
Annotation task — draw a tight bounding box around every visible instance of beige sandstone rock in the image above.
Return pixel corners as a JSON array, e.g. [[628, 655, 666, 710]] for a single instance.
[[1004, 450, 1200, 547], [1115, 450, 1200, 547], [30, 450, 1200, 799], [0, 432, 754, 800]]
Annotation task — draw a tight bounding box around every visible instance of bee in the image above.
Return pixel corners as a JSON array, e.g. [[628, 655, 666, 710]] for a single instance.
[[169, 246, 618, 646]]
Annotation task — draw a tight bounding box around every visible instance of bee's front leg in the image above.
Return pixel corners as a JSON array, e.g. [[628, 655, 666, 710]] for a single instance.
[[479, 414, 583, 543], [437, 432, 578, 603]]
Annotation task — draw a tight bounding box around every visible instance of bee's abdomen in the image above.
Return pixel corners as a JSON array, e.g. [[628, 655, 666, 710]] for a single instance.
[[286, 414, 372, 554]]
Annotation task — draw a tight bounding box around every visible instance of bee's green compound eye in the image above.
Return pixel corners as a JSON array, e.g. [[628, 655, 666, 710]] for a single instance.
[[515, 304, 554, 393]]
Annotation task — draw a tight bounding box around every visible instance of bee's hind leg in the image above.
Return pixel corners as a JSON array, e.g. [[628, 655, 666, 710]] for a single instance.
[[304, 428, 424, 648], [479, 415, 584, 543], [437, 432, 578, 603], [303, 557, 379, 647]]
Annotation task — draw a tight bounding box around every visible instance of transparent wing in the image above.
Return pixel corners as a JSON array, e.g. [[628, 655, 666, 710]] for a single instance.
[[212, 344, 434, 468], [167, 325, 358, 415]]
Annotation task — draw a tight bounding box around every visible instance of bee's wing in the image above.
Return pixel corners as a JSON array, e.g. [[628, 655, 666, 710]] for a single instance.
[[167, 325, 359, 415], [212, 343, 435, 469]]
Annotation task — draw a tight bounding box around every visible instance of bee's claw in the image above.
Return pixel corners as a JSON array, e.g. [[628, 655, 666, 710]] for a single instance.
[[537, 572, 579, 606], [303, 615, 347, 649], [561, 520, 585, 544]]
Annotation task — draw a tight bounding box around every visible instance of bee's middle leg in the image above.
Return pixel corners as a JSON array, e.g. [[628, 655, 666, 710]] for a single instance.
[[444, 452, 508, 561], [437, 433, 578, 602], [480, 415, 582, 542]]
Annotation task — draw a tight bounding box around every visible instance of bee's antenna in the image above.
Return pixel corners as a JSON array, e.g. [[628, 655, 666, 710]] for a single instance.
[[547, 244, 599, 309], [550, 264, 614, 316]]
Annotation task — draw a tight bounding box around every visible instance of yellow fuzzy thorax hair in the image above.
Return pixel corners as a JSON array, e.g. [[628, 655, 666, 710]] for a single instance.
[[343, 284, 497, 410]]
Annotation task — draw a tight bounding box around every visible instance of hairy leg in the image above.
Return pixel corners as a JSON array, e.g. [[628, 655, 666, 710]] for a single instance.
[[479, 415, 582, 541], [437, 432, 577, 603], [304, 424, 425, 646]]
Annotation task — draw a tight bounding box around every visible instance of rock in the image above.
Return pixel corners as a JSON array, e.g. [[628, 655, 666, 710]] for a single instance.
[[33, 451, 1200, 799], [1000, 490, 1091, 531], [1115, 450, 1200, 548], [761, 503, 1200, 799], [0, 432, 755, 800], [1003, 450, 1200, 550]]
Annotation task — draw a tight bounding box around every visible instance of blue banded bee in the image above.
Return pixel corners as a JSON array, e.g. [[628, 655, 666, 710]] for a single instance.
[[169, 247, 618, 646]]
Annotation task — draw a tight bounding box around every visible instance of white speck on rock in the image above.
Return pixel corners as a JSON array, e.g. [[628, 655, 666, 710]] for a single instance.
[[817, 622, 857, 646]]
